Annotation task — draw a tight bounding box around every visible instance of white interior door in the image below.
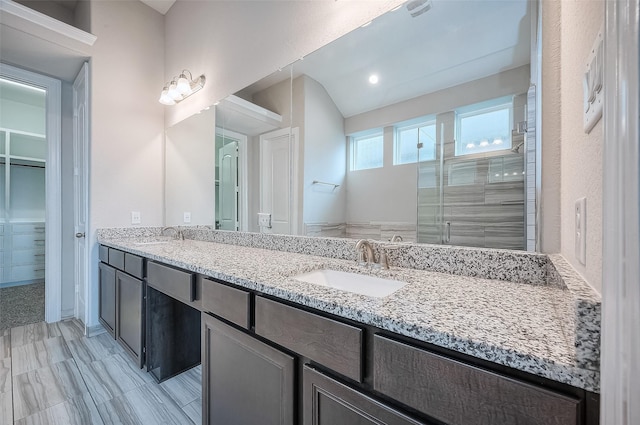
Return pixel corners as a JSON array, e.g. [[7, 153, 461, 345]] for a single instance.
[[73, 63, 89, 324], [259, 127, 299, 235], [218, 141, 238, 231]]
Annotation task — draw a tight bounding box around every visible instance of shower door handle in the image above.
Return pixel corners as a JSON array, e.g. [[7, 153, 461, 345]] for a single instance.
[[444, 222, 451, 243]]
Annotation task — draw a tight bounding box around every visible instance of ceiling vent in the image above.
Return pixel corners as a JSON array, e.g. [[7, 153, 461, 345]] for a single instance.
[[406, 0, 433, 18]]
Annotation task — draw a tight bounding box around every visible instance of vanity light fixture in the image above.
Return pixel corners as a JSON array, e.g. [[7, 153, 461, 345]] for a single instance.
[[159, 70, 206, 106]]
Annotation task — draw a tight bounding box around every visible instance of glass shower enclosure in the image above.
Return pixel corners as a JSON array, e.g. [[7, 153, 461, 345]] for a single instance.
[[417, 95, 527, 250]]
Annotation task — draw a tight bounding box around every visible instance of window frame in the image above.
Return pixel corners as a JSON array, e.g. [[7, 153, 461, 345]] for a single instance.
[[394, 119, 437, 165], [454, 98, 514, 158], [350, 131, 384, 171]]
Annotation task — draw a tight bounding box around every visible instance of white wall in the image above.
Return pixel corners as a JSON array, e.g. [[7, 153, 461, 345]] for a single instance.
[[347, 126, 417, 224], [165, 108, 216, 226], [540, 0, 562, 255], [345, 65, 530, 135], [302, 76, 347, 225], [558, 0, 604, 292], [164, 0, 403, 128], [87, 0, 165, 326]]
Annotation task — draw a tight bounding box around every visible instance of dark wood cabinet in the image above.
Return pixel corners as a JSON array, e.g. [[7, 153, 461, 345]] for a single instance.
[[373, 334, 581, 425], [255, 296, 363, 382], [116, 270, 144, 368], [98, 262, 116, 338], [202, 313, 295, 425], [303, 366, 425, 425]]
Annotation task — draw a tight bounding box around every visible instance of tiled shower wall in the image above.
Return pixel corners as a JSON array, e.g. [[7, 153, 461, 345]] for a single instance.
[[417, 100, 527, 250]]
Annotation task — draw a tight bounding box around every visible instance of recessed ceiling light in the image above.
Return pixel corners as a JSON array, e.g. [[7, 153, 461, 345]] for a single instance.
[[369, 74, 379, 84]]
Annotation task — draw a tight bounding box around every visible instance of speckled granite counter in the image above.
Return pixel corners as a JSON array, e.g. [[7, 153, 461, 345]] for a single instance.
[[97, 228, 601, 393]]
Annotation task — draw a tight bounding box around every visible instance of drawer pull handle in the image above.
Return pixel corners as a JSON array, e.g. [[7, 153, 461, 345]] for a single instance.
[[35, 254, 45, 257], [34, 239, 45, 242], [34, 268, 45, 272]]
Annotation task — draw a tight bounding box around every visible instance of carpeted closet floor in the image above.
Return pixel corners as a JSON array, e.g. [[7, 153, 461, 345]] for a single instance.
[[0, 282, 45, 331]]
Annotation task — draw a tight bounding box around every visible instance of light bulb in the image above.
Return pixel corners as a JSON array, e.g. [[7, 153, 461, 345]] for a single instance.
[[493, 138, 503, 145], [479, 140, 489, 147], [176, 74, 192, 95], [159, 88, 175, 105], [466, 143, 475, 149], [167, 80, 183, 101]]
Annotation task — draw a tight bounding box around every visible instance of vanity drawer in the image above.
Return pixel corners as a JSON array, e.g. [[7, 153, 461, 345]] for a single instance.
[[99, 245, 109, 263], [202, 278, 250, 329], [255, 296, 363, 382], [124, 253, 144, 279], [147, 261, 195, 303], [108, 248, 125, 270], [373, 335, 581, 425]]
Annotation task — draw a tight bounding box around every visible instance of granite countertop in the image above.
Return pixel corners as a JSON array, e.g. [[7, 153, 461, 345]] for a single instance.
[[98, 232, 600, 393]]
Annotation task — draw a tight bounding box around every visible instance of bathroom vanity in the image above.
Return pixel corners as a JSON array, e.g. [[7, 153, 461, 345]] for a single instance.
[[97, 228, 601, 425]]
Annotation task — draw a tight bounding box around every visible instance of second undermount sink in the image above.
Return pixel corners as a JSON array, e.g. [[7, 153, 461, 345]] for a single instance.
[[133, 240, 171, 246], [294, 269, 407, 298]]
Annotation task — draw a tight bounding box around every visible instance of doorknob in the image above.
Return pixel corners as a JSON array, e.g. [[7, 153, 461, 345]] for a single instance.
[[75, 232, 85, 238]]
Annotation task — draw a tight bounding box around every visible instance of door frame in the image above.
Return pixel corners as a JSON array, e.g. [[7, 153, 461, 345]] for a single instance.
[[600, 0, 640, 422], [73, 62, 90, 324], [215, 127, 248, 231], [0, 62, 62, 323]]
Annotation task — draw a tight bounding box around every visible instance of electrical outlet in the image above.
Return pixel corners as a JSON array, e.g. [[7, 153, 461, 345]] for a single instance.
[[258, 213, 272, 228], [131, 211, 141, 225], [183, 212, 191, 223], [575, 198, 586, 265]]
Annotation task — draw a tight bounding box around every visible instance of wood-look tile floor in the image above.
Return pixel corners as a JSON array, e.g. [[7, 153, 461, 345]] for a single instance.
[[1, 320, 202, 425]]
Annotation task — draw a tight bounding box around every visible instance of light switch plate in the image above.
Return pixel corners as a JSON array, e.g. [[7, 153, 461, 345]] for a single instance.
[[131, 211, 141, 225], [575, 197, 586, 265], [183, 212, 191, 223], [583, 25, 604, 133]]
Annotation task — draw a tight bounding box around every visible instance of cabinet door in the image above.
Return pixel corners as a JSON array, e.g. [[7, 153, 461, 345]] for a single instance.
[[303, 366, 425, 425], [116, 271, 144, 368], [98, 262, 116, 338], [202, 313, 295, 425]]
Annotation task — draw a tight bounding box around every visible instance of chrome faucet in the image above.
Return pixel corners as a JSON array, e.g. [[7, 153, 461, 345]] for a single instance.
[[355, 239, 375, 266], [389, 234, 403, 242], [161, 226, 184, 240]]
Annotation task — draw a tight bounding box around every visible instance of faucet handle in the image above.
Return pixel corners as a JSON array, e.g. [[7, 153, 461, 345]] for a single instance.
[[378, 249, 390, 269]]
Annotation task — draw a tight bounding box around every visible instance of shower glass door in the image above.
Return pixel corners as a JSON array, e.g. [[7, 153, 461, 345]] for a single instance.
[[417, 96, 527, 250]]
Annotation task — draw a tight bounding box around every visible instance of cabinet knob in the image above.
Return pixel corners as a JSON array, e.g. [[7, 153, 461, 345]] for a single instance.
[[75, 232, 85, 238]]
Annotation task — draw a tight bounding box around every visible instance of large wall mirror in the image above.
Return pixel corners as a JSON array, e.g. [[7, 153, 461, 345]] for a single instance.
[[166, 0, 538, 251]]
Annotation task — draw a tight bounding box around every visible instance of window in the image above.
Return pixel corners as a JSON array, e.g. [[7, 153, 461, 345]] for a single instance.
[[351, 132, 383, 170], [455, 98, 512, 156], [395, 121, 436, 164]]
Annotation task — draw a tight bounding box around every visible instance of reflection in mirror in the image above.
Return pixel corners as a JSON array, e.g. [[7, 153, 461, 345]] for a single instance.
[[165, 107, 215, 226], [167, 0, 536, 251]]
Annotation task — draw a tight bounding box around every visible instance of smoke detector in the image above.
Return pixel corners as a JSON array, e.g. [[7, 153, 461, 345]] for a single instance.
[[406, 0, 433, 18]]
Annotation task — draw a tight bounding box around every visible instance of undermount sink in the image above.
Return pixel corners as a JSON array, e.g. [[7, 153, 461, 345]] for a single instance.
[[294, 269, 407, 298], [133, 240, 171, 246]]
